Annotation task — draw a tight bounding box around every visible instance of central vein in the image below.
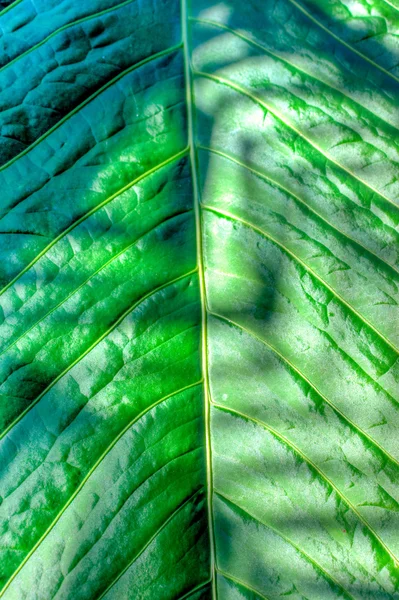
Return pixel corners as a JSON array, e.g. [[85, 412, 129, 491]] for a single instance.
[[180, 0, 217, 596]]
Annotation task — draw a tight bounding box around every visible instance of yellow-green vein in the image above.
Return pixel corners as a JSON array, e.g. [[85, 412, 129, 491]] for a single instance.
[[96, 487, 205, 600], [194, 70, 399, 213], [199, 145, 399, 277], [0, 0, 136, 76], [182, 0, 217, 596], [287, 0, 399, 86], [214, 491, 356, 600], [0, 150, 189, 347], [190, 17, 399, 135], [208, 310, 399, 470], [0, 42, 183, 173], [0, 381, 203, 596], [202, 204, 399, 357], [0, 268, 198, 441], [212, 402, 399, 567]]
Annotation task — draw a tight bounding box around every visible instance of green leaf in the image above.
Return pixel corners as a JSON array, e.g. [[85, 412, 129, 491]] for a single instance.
[[0, 0, 399, 598]]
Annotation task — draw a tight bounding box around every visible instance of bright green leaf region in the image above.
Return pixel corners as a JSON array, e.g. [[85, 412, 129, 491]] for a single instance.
[[0, 0, 399, 597]]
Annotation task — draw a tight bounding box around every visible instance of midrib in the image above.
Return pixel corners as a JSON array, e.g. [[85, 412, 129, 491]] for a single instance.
[[180, 0, 217, 596]]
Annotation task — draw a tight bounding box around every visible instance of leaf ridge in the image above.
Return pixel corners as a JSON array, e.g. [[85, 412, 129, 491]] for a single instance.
[[0, 0, 21, 17], [287, 0, 399, 86], [203, 205, 399, 356], [194, 70, 399, 212], [0, 209, 193, 388], [191, 17, 399, 135], [212, 403, 399, 568], [0, 268, 198, 441], [208, 311, 399, 469], [177, 580, 212, 600], [216, 568, 270, 600], [0, 381, 203, 596], [214, 493, 356, 600], [0, 0, 137, 76], [0, 150, 189, 346], [199, 145, 399, 276], [96, 487, 205, 600], [0, 42, 183, 173]]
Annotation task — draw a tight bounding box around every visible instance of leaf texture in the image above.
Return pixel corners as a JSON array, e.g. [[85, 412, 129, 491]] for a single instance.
[[1, 0, 399, 598]]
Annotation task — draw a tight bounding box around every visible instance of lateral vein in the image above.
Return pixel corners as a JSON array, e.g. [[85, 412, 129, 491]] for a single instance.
[[214, 493, 356, 600], [0, 210, 192, 366], [208, 311, 399, 470], [0, 268, 198, 441], [177, 579, 212, 600], [202, 204, 399, 355], [0, 381, 203, 596], [216, 568, 270, 600], [382, 0, 399, 12], [96, 487, 205, 600], [212, 403, 399, 567], [287, 0, 399, 86], [0, 148, 188, 300], [0, 0, 21, 18], [0, 0, 136, 76], [194, 70, 399, 212], [191, 17, 399, 135], [199, 145, 399, 276], [0, 42, 183, 172]]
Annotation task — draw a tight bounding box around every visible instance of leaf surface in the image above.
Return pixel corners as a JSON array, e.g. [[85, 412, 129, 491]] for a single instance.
[[0, 0, 399, 598]]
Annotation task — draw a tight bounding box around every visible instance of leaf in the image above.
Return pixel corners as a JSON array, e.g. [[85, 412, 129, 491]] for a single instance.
[[0, 0, 398, 598]]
